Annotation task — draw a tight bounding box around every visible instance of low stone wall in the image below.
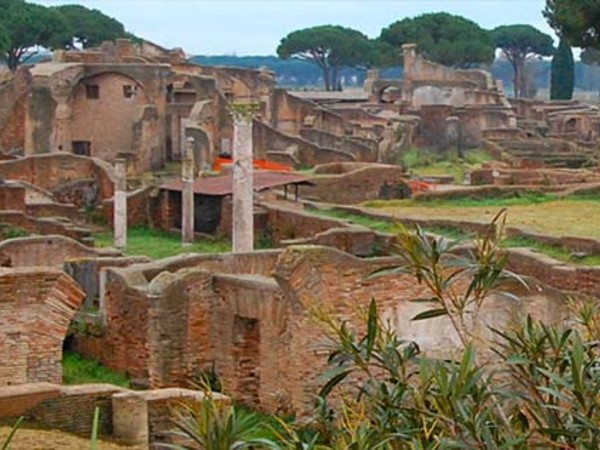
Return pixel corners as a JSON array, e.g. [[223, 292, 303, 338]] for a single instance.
[[0, 235, 119, 269], [25, 202, 81, 221], [0, 211, 93, 243], [471, 168, 599, 186], [0, 382, 221, 447], [283, 226, 382, 257], [64, 255, 151, 311], [26, 384, 123, 436], [506, 248, 600, 299], [262, 202, 349, 242], [414, 185, 559, 201], [0, 153, 115, 203], [506, 228, 600, 256], [300, 164, 409, 204]]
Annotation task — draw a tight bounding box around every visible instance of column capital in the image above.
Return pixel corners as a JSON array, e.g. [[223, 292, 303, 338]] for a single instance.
[[228, 102, 261, 122]]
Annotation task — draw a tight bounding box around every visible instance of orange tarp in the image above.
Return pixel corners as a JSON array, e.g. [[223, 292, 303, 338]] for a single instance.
[[213, 157, 292, 173]]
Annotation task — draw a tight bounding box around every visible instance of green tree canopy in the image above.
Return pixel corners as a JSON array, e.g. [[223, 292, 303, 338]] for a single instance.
[[0, 25, 9, 57], [550, 38, 574, 100], [379, 12, 495, 68], [53, 4, 128, 49], [581, 48, 600, 66], [491, 25, 555, 98], [0, 0, 71, 70], [277, 25, 372, 91], [544, 0, 600, 50]]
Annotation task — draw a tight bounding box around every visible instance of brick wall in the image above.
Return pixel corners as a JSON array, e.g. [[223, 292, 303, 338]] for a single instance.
[[0, 268, 84, 386], [0, 154, 115, 202], [0, 235, 106, 268], [0, 382, 218, 446], [102, 186, 155, 227], [75, 251, 283, 381], [28, 384, 124, 436], [507, 248, 600, 298], [74, 242, 577, 418], [64, 256, 150, 310], [299, 164, 409, 204], [0, 211, 92, 243], [0, 185, 26, 210], [262, 202, 349, 242]]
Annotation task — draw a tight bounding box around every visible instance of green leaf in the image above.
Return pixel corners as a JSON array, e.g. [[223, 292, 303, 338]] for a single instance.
[[318, 369, 351, 397], [411, 308, 449, 321], [366, 299, 377, 358]]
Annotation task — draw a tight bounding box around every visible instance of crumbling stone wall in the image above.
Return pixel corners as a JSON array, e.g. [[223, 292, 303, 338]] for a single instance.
[[0, 67, 31, 151], [0, 235, 114, 268], [299, 163, 410, 204], [75, 251, 283, 381], [252, 120, 354, 168], [0, 268, 84, 386], [271, 89, 348, 136], [0, 211, 92, 243], [0, 153, 115, 202], [78, 245, 571, 417]]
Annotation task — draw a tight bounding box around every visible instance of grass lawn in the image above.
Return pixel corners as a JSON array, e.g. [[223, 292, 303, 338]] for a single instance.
[[403, 148, 493, 183], [312, 204, 600, 266], [62, 351, 130, 388], [94, 226, 231, 259], [362, 195, 600, 241]]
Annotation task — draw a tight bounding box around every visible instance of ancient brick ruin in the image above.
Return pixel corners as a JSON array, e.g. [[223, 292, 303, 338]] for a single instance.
[[0, 35, 599, 446]]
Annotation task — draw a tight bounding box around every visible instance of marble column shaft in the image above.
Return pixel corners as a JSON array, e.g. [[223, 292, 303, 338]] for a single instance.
[[114, 158, 127, 250]]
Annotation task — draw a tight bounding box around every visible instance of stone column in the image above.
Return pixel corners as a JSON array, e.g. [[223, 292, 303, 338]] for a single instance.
[[402, 43, 418, 105], [229, 103, 259, 253], [112, 392, 148, 446], [114, 158, 127, 250], [181, 137, 195, 246]]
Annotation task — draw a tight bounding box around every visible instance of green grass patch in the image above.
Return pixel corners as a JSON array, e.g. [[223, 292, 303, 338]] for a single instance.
[[94, 226, 231, 259], [314, 209, 474, 240], [364, 192, 559, 209], [63, 351, 130, 388], [424, 226, 471, 240], [502, 236, 600, 267], [313, 209, 397, 233], [402, 148, 493, 184]]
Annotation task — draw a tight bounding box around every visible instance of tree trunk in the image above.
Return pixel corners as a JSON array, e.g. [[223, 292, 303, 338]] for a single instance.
[[511, 57, 525, 98], [332, 66, 339, 91], [322, 66, 330, 91]]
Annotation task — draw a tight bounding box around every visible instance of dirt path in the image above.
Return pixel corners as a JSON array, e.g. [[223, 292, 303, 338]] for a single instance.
[[367, 199, 600, 240], [0, 426, 143, 450]]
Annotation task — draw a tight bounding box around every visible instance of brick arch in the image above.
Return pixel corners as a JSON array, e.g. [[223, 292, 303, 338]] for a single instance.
[[0, 268, 84, 386]]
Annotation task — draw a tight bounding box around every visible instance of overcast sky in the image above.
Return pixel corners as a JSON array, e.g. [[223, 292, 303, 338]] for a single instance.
[[33, 0, 554, 56]]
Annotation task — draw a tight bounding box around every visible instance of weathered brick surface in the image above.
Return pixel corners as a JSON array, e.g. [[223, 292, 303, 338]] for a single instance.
[[75, 251, 283, 381], [0, 268, 84, 386], [102, 186, 156, 227], [28, 384, 124, 436], [262, 202, 348, 243], [299, 163, 409, 204], [0, 235, 108, 268], [0, 211, 92, 243], [0, 383, 60, 418], [0, 185, 26, 210], [0, 153, 115, 201], [73, 238, 582, 418], [507, 248, 600, 298]]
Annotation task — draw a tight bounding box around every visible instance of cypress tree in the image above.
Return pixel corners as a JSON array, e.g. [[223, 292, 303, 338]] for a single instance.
[[550, 38, 574, 100]]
